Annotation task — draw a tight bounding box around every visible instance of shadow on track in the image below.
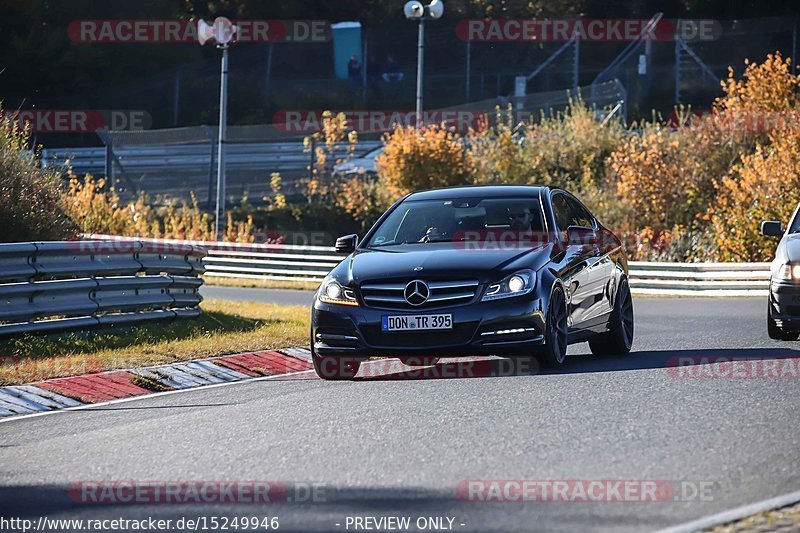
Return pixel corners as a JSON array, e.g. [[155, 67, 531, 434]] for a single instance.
[[354, 347, 800, 381], [0, 483, 690, 533]]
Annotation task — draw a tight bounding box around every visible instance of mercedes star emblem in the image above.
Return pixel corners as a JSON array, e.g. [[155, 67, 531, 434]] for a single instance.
[[404, 280, 430, 306]]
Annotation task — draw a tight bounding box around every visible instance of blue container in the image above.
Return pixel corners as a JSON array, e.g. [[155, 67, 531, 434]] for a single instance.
[[331, 21, 362, 80]]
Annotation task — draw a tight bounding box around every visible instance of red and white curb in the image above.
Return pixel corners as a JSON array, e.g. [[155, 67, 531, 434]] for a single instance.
[[0, 347, 313, 419]]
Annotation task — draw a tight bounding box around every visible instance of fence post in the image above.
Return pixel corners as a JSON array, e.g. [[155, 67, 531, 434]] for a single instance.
[[207, 140, 216, 209], [308, 136, 316, 182], [465, 40, 471, 102], [173, 66, 182, 126], [202, 125, 216, 209], [265, 43, 274, 98], [104, 139, 113, 182]]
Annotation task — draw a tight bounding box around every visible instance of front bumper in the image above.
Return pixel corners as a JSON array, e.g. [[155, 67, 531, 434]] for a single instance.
[[311, 295, 547, 358], [770, 279, 800, 328]]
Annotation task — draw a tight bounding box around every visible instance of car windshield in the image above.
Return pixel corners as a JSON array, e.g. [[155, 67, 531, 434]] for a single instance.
[[365, 197, 546, 247], [790, 207, 800, 234], [364, 147, 383, 159]]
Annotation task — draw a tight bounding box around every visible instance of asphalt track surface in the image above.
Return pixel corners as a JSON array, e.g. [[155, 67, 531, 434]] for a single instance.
[[2, 294, 799, 532]]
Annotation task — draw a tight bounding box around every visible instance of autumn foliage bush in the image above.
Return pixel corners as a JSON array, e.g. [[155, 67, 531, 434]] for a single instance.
[[376, 123, 474, 198], [1, 104, 258, 243], [519, 100, 626, 189], [707, 53, 800, 261], [0, 110, 76, 241], [464, 102, 633, 239], [466, 109, 531, 185], [607, 53, 800, 260], [609, 122, 715, 232], [303, 111, 358, 200], [711, 129, 800, 261], [63, 174, 256, 242], [718, 54, 800, 114]]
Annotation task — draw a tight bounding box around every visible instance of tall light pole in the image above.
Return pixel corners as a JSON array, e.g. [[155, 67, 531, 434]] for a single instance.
[[198, 17, 237, 240], [215, 43, 229, 240], [404, 0, 444, 127]]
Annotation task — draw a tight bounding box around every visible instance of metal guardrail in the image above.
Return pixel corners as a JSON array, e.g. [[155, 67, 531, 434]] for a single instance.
[[628, 261, 771, 296], [40, 140, 383, 205], [89, 236, 772, 297], [89, 235, 336, 283], [0, 241, 207, 337]]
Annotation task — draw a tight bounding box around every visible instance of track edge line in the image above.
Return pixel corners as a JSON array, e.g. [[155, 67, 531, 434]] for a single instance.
[[656, 488, 800, 533]]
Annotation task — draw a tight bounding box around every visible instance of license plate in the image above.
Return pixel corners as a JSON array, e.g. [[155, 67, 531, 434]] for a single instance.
[[381, 314, 453, 332]]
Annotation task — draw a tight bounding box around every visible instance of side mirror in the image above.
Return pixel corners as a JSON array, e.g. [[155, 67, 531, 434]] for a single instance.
[[760, 221, 783, 237], [595, 227, 620, 250], [567, 225, 597, 246], [335, 234, 359, 254]]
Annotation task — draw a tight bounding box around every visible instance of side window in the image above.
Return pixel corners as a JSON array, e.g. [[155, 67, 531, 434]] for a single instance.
[[566, 197, 595, 229], [551, 193, 596, 241], [551, 194, 573, 240]]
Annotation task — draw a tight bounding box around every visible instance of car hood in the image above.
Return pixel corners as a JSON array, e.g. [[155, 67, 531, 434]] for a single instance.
[[336, 242, 555, 284], [334, 157, 376, 173]]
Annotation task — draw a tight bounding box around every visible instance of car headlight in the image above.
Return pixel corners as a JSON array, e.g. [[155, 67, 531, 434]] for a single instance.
[[482, 270, 536, 301], [318, 278, 359, 306], [775, 263, 800, 281]]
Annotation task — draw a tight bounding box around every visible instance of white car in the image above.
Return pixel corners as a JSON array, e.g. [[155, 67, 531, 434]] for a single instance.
[[761, 202, 800, 340], [333, 146, 383, 178]]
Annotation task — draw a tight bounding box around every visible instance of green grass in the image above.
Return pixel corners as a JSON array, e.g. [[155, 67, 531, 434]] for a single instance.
[[0, 299, 310, 386]]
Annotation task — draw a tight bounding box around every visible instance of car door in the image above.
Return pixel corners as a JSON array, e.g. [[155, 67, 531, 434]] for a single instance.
[[550, 192, 598, 329], [564, 195, 615, 325]]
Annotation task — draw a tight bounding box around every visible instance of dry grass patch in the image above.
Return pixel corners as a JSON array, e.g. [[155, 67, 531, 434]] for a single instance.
[[203, 276, 321, 292]]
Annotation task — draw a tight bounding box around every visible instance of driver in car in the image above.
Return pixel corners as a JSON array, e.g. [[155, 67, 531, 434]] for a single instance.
[[508, 207, 533, 230], [507, 206, 544, 247], [419, 210, 455, 242]]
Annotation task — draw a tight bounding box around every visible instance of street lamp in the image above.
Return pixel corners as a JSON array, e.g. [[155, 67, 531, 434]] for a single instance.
[[198, 17, 237, 240], [404, 0, 444, 127]]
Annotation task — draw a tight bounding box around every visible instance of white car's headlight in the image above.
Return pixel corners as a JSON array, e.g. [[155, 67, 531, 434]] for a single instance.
[[775, 263, 800, 281], [318, 278, 359, 306], [482, 270, 535, 301]]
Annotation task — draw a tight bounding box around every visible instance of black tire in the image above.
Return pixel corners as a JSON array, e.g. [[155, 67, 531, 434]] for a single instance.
[[589, 278, 634, 356], [768, 300, 800, 341], [399, 356, 440, 367], [537, 285, 569, 368]]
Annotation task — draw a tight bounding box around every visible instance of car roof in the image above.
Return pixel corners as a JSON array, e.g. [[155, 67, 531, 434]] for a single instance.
[[406, 185, 547, 201]]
